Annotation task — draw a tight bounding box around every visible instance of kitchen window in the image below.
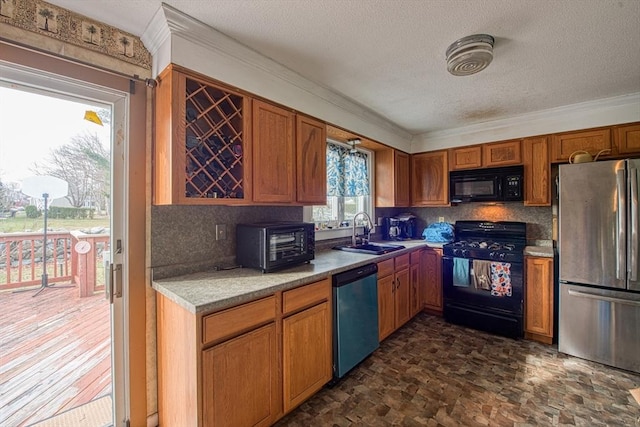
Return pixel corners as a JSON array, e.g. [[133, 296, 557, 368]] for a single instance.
[[304, 140, 374, 240]]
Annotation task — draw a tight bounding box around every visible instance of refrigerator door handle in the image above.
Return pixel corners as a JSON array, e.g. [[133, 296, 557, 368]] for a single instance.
[[630, 167, 638, 282], [567, 288, 640, 307], [616, 169, 626, 280]]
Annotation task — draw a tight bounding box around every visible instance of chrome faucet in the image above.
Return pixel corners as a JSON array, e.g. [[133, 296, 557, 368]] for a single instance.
[[352, 211, 373, 246]]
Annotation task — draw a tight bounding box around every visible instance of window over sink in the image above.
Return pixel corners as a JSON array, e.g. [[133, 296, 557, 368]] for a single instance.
[[304, 140, 374, 240]]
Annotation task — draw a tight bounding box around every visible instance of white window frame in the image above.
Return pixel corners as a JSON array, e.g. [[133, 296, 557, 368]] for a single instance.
[[303, 139, 375, 241]]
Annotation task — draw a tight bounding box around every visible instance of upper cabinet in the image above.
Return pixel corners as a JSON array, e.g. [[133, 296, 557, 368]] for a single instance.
[[252, 99, 295, 203], [376, 149, 410, 207], [523, 136, 551, 206], [449, 139, 521, 170], [550, 128, 612, 163], [614, 123, 640, 155], [483, 139, 522, 167], [449, 145, 482, 170], [154, 65, 252, 205], [411, 150, 449, 206], [296, 115, 327, 204]]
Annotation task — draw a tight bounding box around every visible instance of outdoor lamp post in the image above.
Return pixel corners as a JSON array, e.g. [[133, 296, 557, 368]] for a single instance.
[[19, 175, 75, 296]]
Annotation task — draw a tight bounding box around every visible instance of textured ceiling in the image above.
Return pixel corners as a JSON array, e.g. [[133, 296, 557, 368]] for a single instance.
[[48, 0, 640, 135]]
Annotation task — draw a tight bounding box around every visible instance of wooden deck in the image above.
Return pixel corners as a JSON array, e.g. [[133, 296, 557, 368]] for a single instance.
[[0, 284, 111, 427]]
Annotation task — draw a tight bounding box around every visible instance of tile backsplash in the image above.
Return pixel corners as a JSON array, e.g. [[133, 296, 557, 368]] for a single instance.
[[151, 205, 302, 278], [151, 202, 552, 278]]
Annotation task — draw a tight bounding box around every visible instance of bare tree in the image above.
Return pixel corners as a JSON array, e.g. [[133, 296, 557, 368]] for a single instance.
[[35, 131, 110, 210]]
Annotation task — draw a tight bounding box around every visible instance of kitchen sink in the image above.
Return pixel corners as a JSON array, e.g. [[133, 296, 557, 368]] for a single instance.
[[332, 242, 405, 255]]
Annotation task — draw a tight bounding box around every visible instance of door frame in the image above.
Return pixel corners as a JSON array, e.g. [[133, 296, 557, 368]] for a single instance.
[[0, 42, 148, 426]]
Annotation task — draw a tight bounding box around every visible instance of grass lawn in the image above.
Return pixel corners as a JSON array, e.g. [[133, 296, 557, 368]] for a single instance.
[[0, 213, 110, 233]]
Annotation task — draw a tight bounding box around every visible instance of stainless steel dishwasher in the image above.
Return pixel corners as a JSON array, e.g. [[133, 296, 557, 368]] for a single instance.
[[333, 263, 379, 379]]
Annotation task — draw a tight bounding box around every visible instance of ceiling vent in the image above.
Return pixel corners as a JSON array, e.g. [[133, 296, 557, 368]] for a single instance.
[[446, 34, 495, 76]]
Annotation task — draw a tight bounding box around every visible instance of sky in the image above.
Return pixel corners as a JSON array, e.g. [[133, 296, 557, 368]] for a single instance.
[[0, 85, 111, 186]]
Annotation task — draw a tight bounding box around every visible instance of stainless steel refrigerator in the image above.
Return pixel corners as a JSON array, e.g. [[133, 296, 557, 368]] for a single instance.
[[558, 158, 640, 373]]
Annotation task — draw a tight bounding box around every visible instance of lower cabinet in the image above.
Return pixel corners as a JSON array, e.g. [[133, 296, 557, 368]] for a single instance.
[[377, 251, 414, 341], [410, 250, 422, 317], [282, 291, 332, 412], [422, 248, 443, 314], [524, 256, 554, 344], [202, 324, 279, 427], [157, 278, 332, 427]]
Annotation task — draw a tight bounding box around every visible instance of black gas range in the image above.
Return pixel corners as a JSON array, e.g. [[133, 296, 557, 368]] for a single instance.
[[442, 221, 527, 338], [443, 221, 526, 262]]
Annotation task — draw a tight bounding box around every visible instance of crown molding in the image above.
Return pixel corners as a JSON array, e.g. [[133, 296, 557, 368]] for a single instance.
[[413, 93, 640, 151], [140, 3, 411, 144]]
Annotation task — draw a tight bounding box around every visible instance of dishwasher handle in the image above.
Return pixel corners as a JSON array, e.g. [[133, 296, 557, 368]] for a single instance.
[[333, 263, 378, 287]]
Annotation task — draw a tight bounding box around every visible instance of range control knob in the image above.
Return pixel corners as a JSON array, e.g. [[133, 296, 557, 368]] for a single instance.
[[499, 253, 506, 260]]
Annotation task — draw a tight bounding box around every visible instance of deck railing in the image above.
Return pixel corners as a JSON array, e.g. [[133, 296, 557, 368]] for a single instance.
[[0, 231, 109, 296]]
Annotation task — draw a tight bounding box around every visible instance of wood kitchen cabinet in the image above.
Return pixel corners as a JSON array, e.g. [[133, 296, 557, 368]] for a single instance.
[[157, 279, 332, 426], [296, 114, 327, 204], [421, 248, 443, 315], [377, 253, 411, 341], [252, 99, 295, 203], [523, 136, 551, 206], [376, 148, 410, 207], [551, 127, 613, 163], [154, 65, 252, 205], [614, 123, 640, 155], [524, 256, 554, 344], [449, 145, 482, 170], [411, 150, 449, 206], [282, 279, 332, 413], [410, 250, 423, 318], [483, 139, 522, 167]]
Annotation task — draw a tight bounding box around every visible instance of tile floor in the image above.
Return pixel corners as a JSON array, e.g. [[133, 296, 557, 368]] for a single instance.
[[276, 313, 640, 427]]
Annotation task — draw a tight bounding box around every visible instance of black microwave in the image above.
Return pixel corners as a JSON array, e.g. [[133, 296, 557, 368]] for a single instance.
[[236, 222, 315, 272], [450, 165, 524, 203]]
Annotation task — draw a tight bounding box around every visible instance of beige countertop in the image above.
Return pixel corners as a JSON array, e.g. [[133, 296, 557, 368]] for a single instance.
[[152, 241, 431, 314], [524, 246, 555, 258]]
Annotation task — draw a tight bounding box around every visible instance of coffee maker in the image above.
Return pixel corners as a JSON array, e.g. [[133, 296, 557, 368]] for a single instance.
[[396, 213, 418, 239], [382, 214, 418, 240], [381, 217, 401, 240]]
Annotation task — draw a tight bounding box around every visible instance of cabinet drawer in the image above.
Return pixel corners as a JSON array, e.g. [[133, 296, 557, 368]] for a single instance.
[[395, 253, 410, 270], [202, 296, 276, 345], [377, 258, 395, 278], [283, 278, 331, 315]]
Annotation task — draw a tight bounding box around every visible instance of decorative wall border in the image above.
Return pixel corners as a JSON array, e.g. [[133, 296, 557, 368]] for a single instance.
[[0, 0, 151, 70]]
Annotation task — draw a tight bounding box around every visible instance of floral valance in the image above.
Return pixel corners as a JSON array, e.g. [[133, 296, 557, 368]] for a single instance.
[[326, 143, 370, 197]]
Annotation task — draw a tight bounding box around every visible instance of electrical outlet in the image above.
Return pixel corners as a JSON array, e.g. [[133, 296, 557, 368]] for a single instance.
[[377, 217, 383, 226], [215, 224, 227, 241], [438, 216, 445, 223]]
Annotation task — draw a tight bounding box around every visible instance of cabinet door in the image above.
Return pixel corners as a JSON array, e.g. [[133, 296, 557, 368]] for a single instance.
[[296, 115, 326, 204], [252, 99, 295, 203], [410, 262, 422, 318], [523, 136, 551, 206], [377, 274, 395, 341], [411, 150, 449, 206], [551, 128, 612, 163], [202, 323, 279, 427], [525, 257, 554, 343], [422, 249, 443, 313], [483, 139, 522, 167], [376, 149, 410, 207], [614, 123, 640, 155], [449, 146, 482, 170], [283, 302, 332, 412], [395, 151, 411, 206], [394, 267, 411, 328]]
